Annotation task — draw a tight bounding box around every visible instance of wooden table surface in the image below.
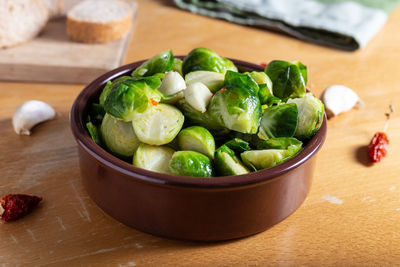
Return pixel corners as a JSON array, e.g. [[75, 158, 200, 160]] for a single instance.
[[1, 0, 400, 265]]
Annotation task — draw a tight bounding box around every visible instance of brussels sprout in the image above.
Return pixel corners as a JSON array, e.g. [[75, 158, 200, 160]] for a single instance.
[[185, 71, 224, 93], [287, 93, 325, 140], [131, 50, 174, 77], [184, 82, 213, 113], [104, 76, 162, 122], [248, 71, 273, 90], [241, 149, 289, 170], [257, 137, 302, 157], [100, 113, 140, 157], [173, 58, 183, 76], [224, 70, 259, 94], [176, 98, 223, 130], [292, 60, 307, 84], [99, 76, 132, 105], [88, 103, 105, 125], [215, 145, 250, 176], [86, 121, 102, 146], [132, 103, 184, 145], [182, 47, 237, 76], [158, 71, 186, 96], [169, 151, 214, 177], [208, 75, 262, 134], [266, 60, 307, 99], [177, 126, 215, 159], [258, 103, 298, 140], [223, 138, 251, 153], [133, 143, 175, 173]]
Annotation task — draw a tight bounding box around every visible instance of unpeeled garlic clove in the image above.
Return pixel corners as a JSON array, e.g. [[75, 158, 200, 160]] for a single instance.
[[12, 100, 56, 135], [321, 85, 362, 118]]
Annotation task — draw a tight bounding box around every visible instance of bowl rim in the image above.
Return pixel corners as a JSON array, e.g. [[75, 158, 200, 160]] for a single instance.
[[70, 56, 327, 189]]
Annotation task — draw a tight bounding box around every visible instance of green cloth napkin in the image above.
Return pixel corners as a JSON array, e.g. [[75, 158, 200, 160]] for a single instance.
[[174, 0, 400, 51]]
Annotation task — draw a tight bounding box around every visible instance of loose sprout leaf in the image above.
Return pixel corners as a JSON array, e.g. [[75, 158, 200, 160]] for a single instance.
[[86, 121, 102, 146], [258, 103, 298, 139], [104, 76, 162, 122], [258, 84, 280, 106], [215, 145, 250, 176], [287, 93, 325, 140], [257, 137, 303, 158], [132, 103, 184, 145], [185, 71, 224, 93], [224, 71, 259, 94], [223, 138, 251, 153], [133, 143, 175, 174], [178, 126, 215, 159], [100, 113, 140, 158], [182, 47, 237, 76], [208, 82, 262, 134], [160, 91, 184, 105], [131, 50, 174, 77], [292, 60, 308, 84], [241, 149, 289, 170], [266, 60, 306, 99], [99, 76, 131, 105], [169, 151, 214, 177], [177, 98, 223, 130]]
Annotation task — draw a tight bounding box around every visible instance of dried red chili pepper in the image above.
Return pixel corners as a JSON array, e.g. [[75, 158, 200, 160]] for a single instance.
[[260, 62, 267, 67], [0, 194, 42, 222], [149, 98, 158, 106], [368, 132, 389, 163]]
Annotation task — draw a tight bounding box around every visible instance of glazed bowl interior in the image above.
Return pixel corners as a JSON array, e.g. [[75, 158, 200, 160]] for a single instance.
[[70, 56, 327, 189]]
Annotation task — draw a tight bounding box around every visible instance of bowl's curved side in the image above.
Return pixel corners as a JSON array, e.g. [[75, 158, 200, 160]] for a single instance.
[[77, 137, 317, 241]]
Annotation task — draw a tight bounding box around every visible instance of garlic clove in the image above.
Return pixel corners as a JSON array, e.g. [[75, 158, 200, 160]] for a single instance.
[[12, 100, 56, 135], [184, 82, 213, 113], [158, 71, 186, 96], [321, 85, 361, 118]]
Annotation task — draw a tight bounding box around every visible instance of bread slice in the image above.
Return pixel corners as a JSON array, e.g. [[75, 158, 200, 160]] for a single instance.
[[0, 0, 49, 48], [66, 0, 133, 44]]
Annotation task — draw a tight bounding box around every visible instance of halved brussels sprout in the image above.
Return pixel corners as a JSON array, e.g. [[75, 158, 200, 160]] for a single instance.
[[184, 82, 213, 113], [223, 138, 250, 153], [215, 145, 249, 176], [208, 75, 262, 134], [257, 137, 302, 157], [241, 149, 289, 170], [185, 71, 224, 93], [173, 58, 183, 76], [177, 126, 215, 159], [258, 103, 298, 140], [169, 151, 214, 177], [132, 103, 184, 145], [100, 113, 140, 157], [104, 76, 162, 122], [131, 50, 174, 77], [287, 93, 325, 140], [158, 71, 186, 96], [182, 47, 237, 76], [265, 60, 307, 99], [133, 143, 175, 173], [248, 71, 273, 89], [176, 98, 223, 130]]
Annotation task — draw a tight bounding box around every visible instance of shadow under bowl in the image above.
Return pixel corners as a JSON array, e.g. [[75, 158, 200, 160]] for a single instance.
[[70, 57, 327, 241]]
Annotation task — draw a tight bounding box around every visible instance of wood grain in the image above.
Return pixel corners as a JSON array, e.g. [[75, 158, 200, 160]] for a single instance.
[[1, 0, 400, 265]]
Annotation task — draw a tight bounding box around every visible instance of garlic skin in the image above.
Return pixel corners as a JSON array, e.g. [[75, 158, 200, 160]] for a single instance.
[[12, 100, 56, 135], [321, 85, 361, 118]]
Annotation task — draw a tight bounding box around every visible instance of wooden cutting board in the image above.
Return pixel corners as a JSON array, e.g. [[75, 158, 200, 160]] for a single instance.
[[0, 15, 135, 84]]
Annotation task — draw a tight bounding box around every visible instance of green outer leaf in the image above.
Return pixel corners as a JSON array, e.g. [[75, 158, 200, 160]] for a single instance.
[[241, 149, 289, 170], [169, 151, 214, 177], [104, 76, 162, 122], [131, 50, 174, 77], [224, 70, 259, 94], [173, 58, 183, 76], [223, 138, 250, 153], [292, 61, 308, 84], [177, 126, 216, 159], [99, 76, 132, 105], [86, 121, 102, 146], [266, 60, 306, 99], [182, 47, 237, 76], [257, 137, 303, 159], [215, 145, 250, 176], [258, 103, 298, 139]]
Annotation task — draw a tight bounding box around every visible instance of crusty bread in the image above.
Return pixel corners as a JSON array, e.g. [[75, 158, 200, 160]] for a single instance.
[[66, 0, 132, 44], [0, 0, 49, 48]]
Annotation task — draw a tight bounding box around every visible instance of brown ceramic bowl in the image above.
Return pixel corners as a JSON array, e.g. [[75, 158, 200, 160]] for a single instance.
[[70, 57, 327, 241]]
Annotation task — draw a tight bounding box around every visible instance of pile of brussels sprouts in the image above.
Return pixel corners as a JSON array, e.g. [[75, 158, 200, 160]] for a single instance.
[[86, 47, 324, 177]]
